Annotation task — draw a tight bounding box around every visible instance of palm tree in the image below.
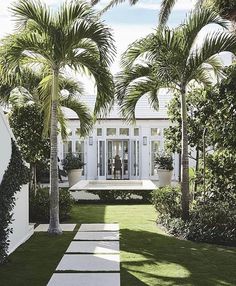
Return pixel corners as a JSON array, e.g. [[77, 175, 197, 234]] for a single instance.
[[0, 67, 93, 194], [1, 0, 115, 234], [159, 0, 236, 26], [116, 9, 236, 219]]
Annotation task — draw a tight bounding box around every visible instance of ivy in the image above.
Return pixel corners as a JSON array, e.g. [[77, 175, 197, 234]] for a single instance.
[[0, 139, 29, 264]]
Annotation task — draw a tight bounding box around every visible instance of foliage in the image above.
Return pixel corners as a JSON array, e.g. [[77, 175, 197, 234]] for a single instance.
[[9, 105, 50, 165], [30, 188, 74, 222], [87, 189, 153, 202], [153, 181, 236, 245], [152, 186, 181, 218], [1, 0, 115, 234], [187, 200, 236, 244], [206, 150, 236, 202], [155, 152, 173, 170], [164, 89, 210, 154], [214, 0, 236, 19], [0, 140, 29, 264], [116, 8, 236, 220], [62, 153, 85, 171]]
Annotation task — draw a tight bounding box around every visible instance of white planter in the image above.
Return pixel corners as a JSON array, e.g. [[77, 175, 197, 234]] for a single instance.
[[67, 169, 82, 187], [157, 169, 173, 187]]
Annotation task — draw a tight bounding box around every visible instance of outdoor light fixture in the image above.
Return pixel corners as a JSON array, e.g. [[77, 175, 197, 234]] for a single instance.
[[89, 136, 93, 146], [143, 136, 147, 145]]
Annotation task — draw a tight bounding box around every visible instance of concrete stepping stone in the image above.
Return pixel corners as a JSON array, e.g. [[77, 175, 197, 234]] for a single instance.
[[74, 231, 119, 241], [35, 224, 76, 232], [56, 254, 120, 271], [47, 273, 120, 286], [66, 241, 120, 254], [79, 223, 119, 232]]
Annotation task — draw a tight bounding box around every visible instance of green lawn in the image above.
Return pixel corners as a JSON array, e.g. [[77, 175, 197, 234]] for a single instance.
[[0, 204, 236, 286]]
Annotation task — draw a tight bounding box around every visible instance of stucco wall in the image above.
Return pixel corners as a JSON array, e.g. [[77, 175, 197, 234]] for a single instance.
[[0, 107, 12, 184], [0, 106, 33, 254]]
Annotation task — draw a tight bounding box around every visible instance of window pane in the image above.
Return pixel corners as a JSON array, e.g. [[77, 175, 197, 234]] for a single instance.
[[75, 141, 85, 175], [67, 128, 73, 136], [75, 128, 81, 136], [120, 128, 129, 136], [107, 128, 116, 136], [151, 141, 160, 176], [134, 128, 139, 136], [98, 141, 105, 176], [97, 128, 102, 136], [151, 128, 161, 136], [63, 141, 72, 156]]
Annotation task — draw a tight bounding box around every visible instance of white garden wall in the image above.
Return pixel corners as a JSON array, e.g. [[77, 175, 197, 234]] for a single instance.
[[0, 106, 34, 255]]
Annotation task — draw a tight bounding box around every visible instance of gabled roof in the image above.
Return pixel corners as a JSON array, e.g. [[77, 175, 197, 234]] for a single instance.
[[63, 90, 172, 120]]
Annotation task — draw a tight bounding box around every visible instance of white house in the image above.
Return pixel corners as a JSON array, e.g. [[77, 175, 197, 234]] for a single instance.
[[59, 91, 181, 182], [0, 106, 33, 254]]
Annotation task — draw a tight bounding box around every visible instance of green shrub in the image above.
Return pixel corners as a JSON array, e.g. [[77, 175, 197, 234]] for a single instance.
[[152, 186, 181, 218], [155, 152, 173, 170], [87, 189, 152, 202], [30, 188, 74, 222], [156, 198, 236, 246], [187, 201, 236, 245], [62, 153, 84, 171]]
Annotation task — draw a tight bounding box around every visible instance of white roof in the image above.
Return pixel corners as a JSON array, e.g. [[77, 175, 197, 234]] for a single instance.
[[63, 90, 172, 120]]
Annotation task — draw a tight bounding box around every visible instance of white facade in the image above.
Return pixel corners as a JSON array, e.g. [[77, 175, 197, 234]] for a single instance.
[[0, 107, 33, 254], [59, 92, 181, 182]]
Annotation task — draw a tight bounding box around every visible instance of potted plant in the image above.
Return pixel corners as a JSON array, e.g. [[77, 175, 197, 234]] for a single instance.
[[155, 152, 173, 187], [62, 153, 85, 187]]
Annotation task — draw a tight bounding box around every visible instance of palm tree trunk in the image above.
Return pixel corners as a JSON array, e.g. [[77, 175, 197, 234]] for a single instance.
[[48, 68, 62, 235], [180, 86, 190, 220], [194, 147, 199, 196]]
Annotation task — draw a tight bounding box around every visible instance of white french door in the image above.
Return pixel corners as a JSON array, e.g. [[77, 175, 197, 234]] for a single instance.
[[130, 140, 140, 179], [97, 140, 106, 179]]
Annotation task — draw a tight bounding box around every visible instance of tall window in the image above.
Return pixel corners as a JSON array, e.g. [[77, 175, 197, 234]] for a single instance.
[[151, 128, 161, 136], [67, 128, 73, 136], [134, 128, 139, 136], [63, 141, 72, 157], [107, 128, 116, 136], [120, 128, 129, 136], [151, 141, 160, 176], [76, 128, 81, 136], [75, 141, 85, 175], [97, 128, 102, 136]]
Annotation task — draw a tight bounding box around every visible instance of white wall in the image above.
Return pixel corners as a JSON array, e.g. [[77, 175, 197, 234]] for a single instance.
[[0, 107, 12, 183], [0, 106, 33, 255], [8, 184, 34, 254]]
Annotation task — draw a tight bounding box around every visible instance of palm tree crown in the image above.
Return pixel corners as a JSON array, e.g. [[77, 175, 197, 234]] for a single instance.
[[117, 9, 236, 219], [1, 0, 115, 234]]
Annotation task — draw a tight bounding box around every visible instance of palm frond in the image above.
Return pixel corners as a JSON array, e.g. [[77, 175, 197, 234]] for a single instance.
[[10, 0, 53, 32], [120, 77, 159, 122], [121, 33, 156, 69], [186, 31, 236, 81], [159, 0, 178, 26], [57, 0, 93, 28], [181, 9, 229, 55], [116, 64, 152, 104], [60, 98, 93, 136]]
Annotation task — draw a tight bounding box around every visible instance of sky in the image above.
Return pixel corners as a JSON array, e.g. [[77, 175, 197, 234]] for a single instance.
[[0, 0, 231, 94]]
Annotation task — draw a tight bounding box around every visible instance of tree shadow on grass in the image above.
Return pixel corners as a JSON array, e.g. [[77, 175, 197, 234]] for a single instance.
[[67, 203, 107, 227], [120, 228, 236, 286]]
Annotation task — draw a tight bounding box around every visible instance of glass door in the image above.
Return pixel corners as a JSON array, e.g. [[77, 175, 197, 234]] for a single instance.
[[97, 140, 106, 179], [106, 140, 129, 179], [131, 140, 140, 178]]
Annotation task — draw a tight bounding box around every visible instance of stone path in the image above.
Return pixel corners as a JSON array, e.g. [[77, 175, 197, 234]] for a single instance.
[[35, 224, 76, 232], [47, 223, 120, 286]]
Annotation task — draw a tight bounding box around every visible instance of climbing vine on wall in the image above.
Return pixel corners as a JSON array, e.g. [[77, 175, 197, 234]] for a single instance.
[[0, 139, 29, 264]]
